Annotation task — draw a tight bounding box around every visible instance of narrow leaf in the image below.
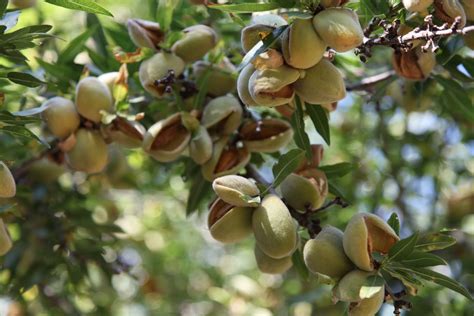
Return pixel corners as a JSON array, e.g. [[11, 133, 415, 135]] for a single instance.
[[415, 232, 457, 252], [318, 162, 354, 179], [45, 0, 113, 17], [291, 96, 312, 161], [271, 148, 305, 190], [328, 182, 349, 203], [306, 104, 331, 145], [387, 212, 400, 236], [411, 267, 473, 300], [388, 232, 419, 262], [58, 25, 97, 64], [7, 72, 45, 87], [401, 251, 447, 268], [186, 174, 212, 216]]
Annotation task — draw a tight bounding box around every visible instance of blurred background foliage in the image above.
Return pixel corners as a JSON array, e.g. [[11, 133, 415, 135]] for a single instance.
[[0, 0, 473, 315]]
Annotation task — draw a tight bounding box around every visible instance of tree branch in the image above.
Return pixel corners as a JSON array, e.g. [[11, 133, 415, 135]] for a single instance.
[[357, 15, 474, 59], [346, 70, 395, 92]]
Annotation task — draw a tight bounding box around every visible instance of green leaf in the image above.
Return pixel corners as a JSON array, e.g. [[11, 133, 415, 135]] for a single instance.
[[86, 14, 108, 57], [401, 251, 447, 268], [360, 275, 385, 299], [291, 96, 312, 161], [45, 0, 113, 17], [306, 104, 330, 145], [388, 232, 419, 262], [328, 182, 349, 202], [0, 110, 41, 124], [415, 232, 457, 252], [292, 248, 309, 281], [0, 0, 9, 19], [387, 212, 400, 236], [382, 265, 423, 291], [156, 0, 178, 32], [7, 72, 45, 87], [435, 75, 474, 122], [411, 267, 473, 300], [0, 125, 47, 146], [186, 173, 212, 216], [271, 148, 305, 190], [58, 25, 97, 64], [318, 162, 354, 179], [209, 3, 280, 13]]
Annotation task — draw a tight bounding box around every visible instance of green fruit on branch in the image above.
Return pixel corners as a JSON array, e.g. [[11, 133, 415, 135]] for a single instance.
[[312, 8, 364, 52], [303, 226, 353, 279], [349, 285, 385, 316], [434, 0, 467, 27], [212, 175, 260, 207], [461, 0, 474, 20], [201, 95, 243, 135], [172, 25, 218, 63], [127, 19, 164, 49], [75, 77, 113, 123], [254, 244, 293, 274], [237, 64, 259, 107], [66, 129, 109, 174], [0, 219, 12, 256], [293, 59, 346, 104], [98, 72, 120, 95], [101, 118, 146, 149], [392, 47, 436, 81], [189, 125, 213, 165], [143, 113, 191, 162], [402, 0, 434, 12], [193, 60, 237, 97], [208, 198, 253, 243], [252, 194, 297, 259], [280, 169, 328, 211], [139, 52, 185, 98], [41, 97, 80, 139], [27, 158, 66, 183], [10, 0, 36, 9], [332, 269, 383, 302], [343, 213, 399, 271], [282, 17, 326, 69], [248, 65, 301, 107], [0, 161, 16, 198], [239, 119, 293, 153], [201, 137, 251, 181]]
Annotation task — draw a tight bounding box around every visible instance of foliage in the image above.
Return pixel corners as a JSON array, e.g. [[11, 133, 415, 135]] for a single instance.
[[0, 0, 473, 315]]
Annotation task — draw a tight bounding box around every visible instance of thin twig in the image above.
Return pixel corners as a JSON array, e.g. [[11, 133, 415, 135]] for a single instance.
[[346, 71, 396, 92]]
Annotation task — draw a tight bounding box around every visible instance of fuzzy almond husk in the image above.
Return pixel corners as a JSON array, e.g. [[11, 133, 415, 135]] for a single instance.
[[343, 213, 399, 271]]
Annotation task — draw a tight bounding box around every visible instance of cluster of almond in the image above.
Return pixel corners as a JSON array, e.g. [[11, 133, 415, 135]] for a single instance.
[[208, 145, 330, 274], [130, 19, 294, 181], [304, 213, 399, 316], [237, 2, 364, 113], [395, 0, 474, 81], [0, 162, 15, 257], [39, 72, 145, 174]]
